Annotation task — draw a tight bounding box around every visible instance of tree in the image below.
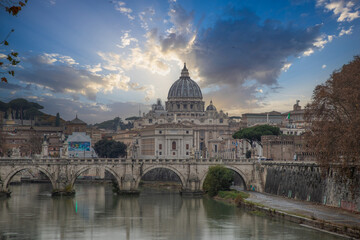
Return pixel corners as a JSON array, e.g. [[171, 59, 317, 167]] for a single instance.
[[203, 165, 234, 197], [0, 0, 28, 83], [55, 113, 60, 127], [94, 139, 127, 158], [232, 125, 280, 147], [25, 106, 43, 125], [305, 56, 360, 181], [8, 98, 31, 124]]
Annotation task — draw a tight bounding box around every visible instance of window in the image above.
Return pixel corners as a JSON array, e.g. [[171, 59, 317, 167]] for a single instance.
[[173, 152, 175, 155], [184, 104, 187, 109], [159, 144, 162, 150], [186, 130, 189, 134], [177, 104, 180, 109], [186, 152, 189, 155], [172, 141, 176, 150], [220, 119, 223, 123], [186, 144, 189, 150], [159, 152, 162, 155], [215, 145, 218, 153], [159, 130, 162, 134], [149, 119, 153, 123], [190, 104, 193, 109]]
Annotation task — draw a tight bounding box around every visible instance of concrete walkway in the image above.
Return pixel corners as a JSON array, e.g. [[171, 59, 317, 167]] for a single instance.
[[247, 192, 360, 228]]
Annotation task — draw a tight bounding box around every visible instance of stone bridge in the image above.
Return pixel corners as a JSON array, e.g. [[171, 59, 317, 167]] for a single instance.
[[0, 158, 264, 196]]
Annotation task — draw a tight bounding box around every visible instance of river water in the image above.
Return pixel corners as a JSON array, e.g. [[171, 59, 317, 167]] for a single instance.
[[0, 183, 343, 240]]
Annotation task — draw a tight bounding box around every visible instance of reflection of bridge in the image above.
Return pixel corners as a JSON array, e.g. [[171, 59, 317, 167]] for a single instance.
[[0, 158, 263, 196]]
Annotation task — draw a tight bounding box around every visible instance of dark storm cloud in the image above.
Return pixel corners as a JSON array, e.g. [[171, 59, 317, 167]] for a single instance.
[[193, 8, 321, 87]]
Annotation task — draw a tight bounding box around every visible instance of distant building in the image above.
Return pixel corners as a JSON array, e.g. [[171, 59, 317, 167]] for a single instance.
[[1, 125, 63, 157], [281, 100, 306, 135], [242, 111, 283, 127], [65, 115, 87, 135], [261, 135, 314, 161], [132, 64, 241, 159], [66, 132, 97, 158]]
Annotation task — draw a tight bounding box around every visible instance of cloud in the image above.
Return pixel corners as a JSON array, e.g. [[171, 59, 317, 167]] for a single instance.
[[116, 32, 138, 48], [317, 0, 360, 22], [32, 96, 150, 124], [15, 53, 147, 101], [113, 1, 135, 20], [192, 8, 321, 87], [322, 64, 327, 68], [139, 7, 155, 30], [281, 63, 292, 72], [339, 25, 353, 36]]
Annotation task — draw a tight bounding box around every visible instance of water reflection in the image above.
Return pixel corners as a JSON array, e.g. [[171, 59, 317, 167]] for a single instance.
[[0, 183, 344, 240]]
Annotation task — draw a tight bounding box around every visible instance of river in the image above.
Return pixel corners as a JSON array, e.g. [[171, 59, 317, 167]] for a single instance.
[[0, 183, 343, 239]]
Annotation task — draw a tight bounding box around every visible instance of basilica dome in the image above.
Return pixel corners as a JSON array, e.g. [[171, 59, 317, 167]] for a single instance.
[[206, 100, 217, 111], [167, 64, 202, 99]]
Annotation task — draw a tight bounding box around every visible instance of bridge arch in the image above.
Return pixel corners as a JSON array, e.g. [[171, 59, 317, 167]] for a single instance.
[[135, 165, 186, 189], [3, 166, 56, 191], [199, 165, 248, 191], [70, 166, 121, 187]]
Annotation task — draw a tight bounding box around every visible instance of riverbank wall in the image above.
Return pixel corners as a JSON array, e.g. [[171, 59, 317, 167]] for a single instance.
[[260, 162, 360, 212]]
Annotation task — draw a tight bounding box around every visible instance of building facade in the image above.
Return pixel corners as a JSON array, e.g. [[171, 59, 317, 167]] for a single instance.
[[132, 64, 241, 159]]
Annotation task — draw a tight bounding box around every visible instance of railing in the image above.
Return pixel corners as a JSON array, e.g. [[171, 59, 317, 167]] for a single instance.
[[0, 157, 257, 165]]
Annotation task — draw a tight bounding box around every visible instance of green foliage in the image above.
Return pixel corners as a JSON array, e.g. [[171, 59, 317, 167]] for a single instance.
[[217, 190, 249, 200], [245, 150, 251, 159], [94, 117, 133, 131], [94, 139, 127, 158], [203, 165, 234, 197], [125, 116, 141, 121], [232, 125, 280, 147]]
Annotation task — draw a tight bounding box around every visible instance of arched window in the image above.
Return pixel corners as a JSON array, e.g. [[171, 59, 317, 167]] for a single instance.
[[172, 141, 176, 150]]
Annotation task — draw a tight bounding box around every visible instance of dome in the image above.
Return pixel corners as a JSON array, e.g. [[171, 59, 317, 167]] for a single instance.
[[206, 100, 217, 111], [167, 63, 202, 99]]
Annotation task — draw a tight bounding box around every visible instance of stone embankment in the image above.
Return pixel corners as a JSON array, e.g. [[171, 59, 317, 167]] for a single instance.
[[231, 191, 360, 239]]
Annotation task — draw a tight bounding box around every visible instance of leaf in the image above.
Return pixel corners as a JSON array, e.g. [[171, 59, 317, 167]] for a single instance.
[[7, 55, 13, 61], [7, 6, 22, 16], [1, 77, 8, 83], [4, 41, 9, 46], [11, 52, 19, 57], [19, 1, 26, 7], [0, 62, 3, 66]]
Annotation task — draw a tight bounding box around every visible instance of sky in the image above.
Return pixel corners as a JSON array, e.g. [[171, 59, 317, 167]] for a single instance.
[[0, 0, 359, 124]]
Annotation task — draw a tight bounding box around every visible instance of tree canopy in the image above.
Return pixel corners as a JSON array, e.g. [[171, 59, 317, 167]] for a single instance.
[[94, 139, 127, 158], [305, 56, 360, 175], [232, 125, 280, 147], [203, 165, 234, 197]]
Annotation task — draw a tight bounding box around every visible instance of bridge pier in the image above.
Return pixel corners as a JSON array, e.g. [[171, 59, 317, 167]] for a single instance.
[[180, 176, 203, 196], [115, 174, 140, 195], [0, 184, 11, 198]]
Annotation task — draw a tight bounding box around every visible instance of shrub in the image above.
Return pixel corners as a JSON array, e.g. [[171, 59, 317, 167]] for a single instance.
[[203, 165, 234, 197]]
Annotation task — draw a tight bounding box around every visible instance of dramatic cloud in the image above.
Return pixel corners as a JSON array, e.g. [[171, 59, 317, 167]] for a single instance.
[[15, 53, 147, 101], [317, 0, 360, 22], [192, 9, 321, 87]]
